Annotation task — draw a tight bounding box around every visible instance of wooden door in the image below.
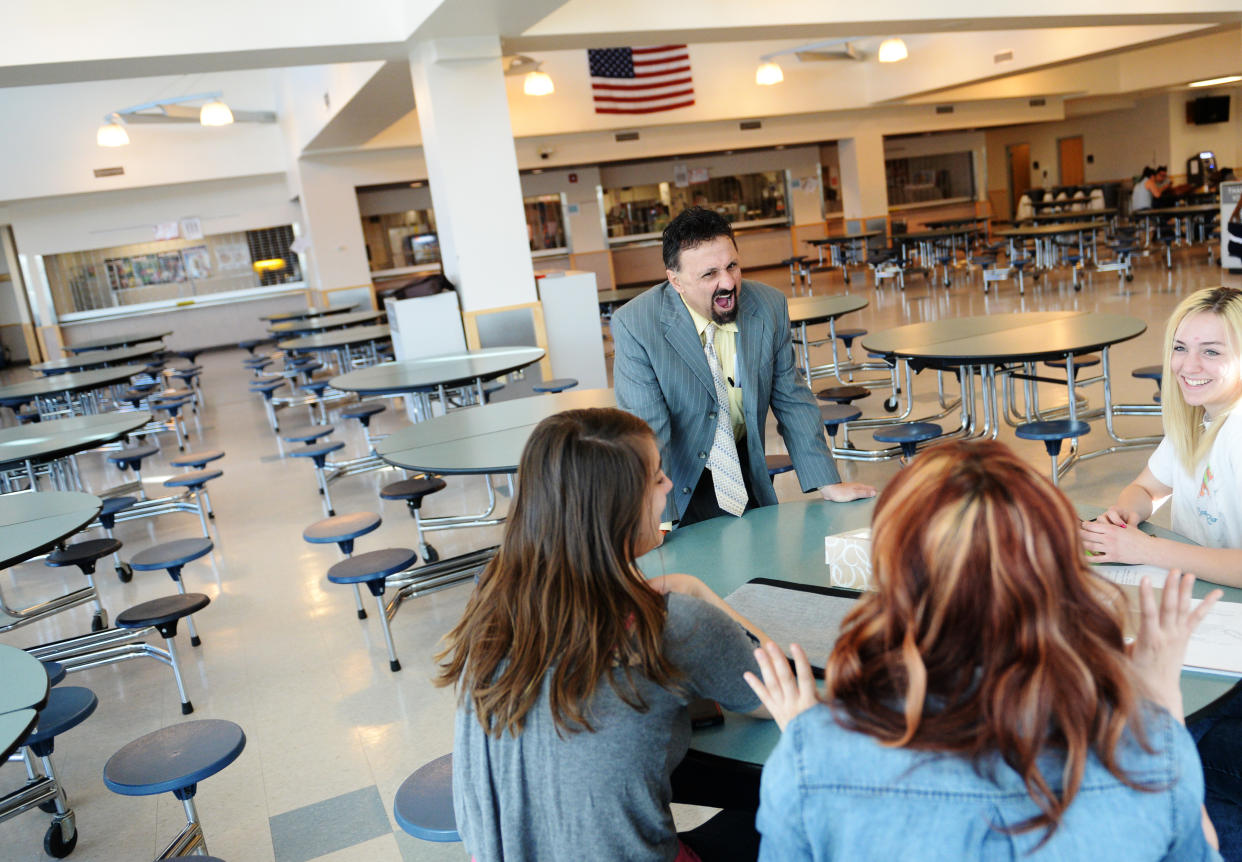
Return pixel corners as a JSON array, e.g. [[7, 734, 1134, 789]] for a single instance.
[[1059, 136, 1085, 186], [1007, 143, 1031, 220]]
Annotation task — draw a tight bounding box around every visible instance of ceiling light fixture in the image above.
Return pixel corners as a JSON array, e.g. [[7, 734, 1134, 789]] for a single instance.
[[96, 114, 130, 147], [755, 62, 784, 86], [1189, 75, 1242, 88], [878, 38, 909, 63], [523, 70, 555, 96], [199, 98, 235, 126]]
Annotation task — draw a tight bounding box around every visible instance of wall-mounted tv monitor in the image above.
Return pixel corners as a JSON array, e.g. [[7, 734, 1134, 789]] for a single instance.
[[1187, 96, 1230, 125]]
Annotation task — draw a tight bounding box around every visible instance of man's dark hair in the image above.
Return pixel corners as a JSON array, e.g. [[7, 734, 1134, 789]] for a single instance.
[[662, 207, 736, 271]]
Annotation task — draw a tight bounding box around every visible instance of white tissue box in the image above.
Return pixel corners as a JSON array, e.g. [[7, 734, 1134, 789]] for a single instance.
[[825, 528, 872, 590]]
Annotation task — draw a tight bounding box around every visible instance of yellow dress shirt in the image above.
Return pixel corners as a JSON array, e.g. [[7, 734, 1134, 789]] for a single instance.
[[680, 296, 745, 440]]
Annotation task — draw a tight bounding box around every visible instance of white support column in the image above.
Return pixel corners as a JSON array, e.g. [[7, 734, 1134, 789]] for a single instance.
[[296, 158, 374, 309], [409, 37, 537, 314], [838, 131, 890, 224]]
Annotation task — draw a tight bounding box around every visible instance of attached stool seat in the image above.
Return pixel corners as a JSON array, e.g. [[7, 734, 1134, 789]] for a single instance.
[[816, 385, 870, 405], [96, 496, 138, 582], [1132, 365, 1163, 402], [163, 468, 223, 534], [249, 378, 286, 433], [874, 422, 942, 460], [327, 548, 419, 671], [303, 512, 383, 620], [765, 454, 793, 477], [1045, 354, 1099, 381], [380, 477, 448, 563], [173, 349, 203, 364], [1016, 420, 1090, 486], [238, 339, 266, 354], [290, 441, 346, 517], [480, 380, 506, 403], [341, 402, 387, 448], [46, 539, 120, 631], [282, 424, 334, 444], [107, 443, 159, 475], [833, 328, 867, 359], [819, 404, 862, 444], [393, 753, 459, 843], [104, 719, 246, 859], [115, 593, 210, 714], [130, 539, 214, 646], [169, 450, 224, 470], [17, 686, 98, 858], [43, 661, 67, 687], [532, 378, 578, 394]]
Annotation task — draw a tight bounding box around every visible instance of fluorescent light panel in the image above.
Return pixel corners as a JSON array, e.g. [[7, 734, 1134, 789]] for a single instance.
[[1189, 75, 1242, 88]]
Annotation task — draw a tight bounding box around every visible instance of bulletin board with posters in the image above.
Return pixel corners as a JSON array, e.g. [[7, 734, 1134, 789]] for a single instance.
[[1221, 181, 1242, 273]]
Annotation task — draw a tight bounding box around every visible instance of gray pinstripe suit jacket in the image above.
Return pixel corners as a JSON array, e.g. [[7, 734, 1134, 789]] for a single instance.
[[612, 279, 840, 523]]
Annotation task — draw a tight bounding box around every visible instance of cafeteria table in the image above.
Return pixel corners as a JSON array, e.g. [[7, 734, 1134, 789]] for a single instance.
[[786, 294, 869, 384], [994, 219, 1108, 272], [0, 644, 48, 760], [636, 497, 1240, 767], [1132, 203, 1219, 244], [0, 490, 102, 569], [62, 331, 170, 354], [0, 410, 152, 491], [260, 304, 358, 323], [0, 364, 145, 417], [1016, 208, 1117, 226], [895, 226, 984, 285], [277, 324, 391, 369], [267, 309, 385, 336], [32, 343, 164, 376], [803, 232, 883, 283]]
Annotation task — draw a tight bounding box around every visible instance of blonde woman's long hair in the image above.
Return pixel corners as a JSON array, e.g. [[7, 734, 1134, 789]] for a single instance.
[[1161, 287, 1242, 472]]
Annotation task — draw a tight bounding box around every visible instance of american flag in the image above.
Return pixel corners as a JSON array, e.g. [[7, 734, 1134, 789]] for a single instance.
[[588, 45, 695, 115]]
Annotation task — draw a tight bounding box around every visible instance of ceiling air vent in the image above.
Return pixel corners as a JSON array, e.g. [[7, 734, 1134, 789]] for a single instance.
[[93, 166, 124, 177], [740, 120, 762, 130], [1029, 97, 1046, 107], [935, 105, 954, 114], [994, 50, 1014, 64], [615, 131, 640, 142]]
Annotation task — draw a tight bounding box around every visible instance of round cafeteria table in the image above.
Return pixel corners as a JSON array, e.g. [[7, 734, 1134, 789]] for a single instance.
[[0, 644, 49, 760], [0, 490, 102, 569], [0, 364, 145, 414], [62, 331, 170, 354], [636, 498, 1240, 767], [377, 388, 616, 474], [786, 294, 867, 381], [0, 411, 152, 482], [278, 324, 391, 366], [32, 343, 164, 376], [267, 309, 385, 335], [261, 304, 358, 323], [994, 219, 1107, 270]]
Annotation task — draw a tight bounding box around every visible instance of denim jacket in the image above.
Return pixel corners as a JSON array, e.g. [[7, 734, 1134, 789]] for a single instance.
[[757, 703, 1222, 861]]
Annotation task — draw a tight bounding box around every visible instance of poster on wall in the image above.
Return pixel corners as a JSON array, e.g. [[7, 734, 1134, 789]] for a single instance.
[[105, 258, 137, 290], [1222, 181, 1242, 272], [182, 246, 211, 280], [215, 243, 251, 272]]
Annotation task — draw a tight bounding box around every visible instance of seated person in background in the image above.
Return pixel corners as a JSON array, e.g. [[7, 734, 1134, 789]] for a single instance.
[[612, 206, 874, 528], [746, 439, 1222, 860], [1132, 166, 1157, 211], [438, 407, 770, 862]]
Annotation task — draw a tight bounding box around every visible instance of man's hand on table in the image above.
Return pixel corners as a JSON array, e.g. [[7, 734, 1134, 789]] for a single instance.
[[819, 482, 877, 503]]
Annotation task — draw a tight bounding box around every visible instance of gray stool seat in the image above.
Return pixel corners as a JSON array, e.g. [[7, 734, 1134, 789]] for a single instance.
[[380, 477, 447, 507], [393, 754, 459, 843], [303, 512, 382, 549], [819, 404, 862, 436], [169, 450, 224, 469], [24, 687, 98, 757], [116, 593, 210, 631], [163, 468, 222, 490], [532, 378, 578, 393], [282, 425, 334, 444], [326, 548, 417, 586], [107, 444, 159, 470], [816, 385, 871, 404], [131, 538, 214, 572], [874, 422, 942, 459], [103, 719, 245, 798], [46, 539, 122, 572], [341, 402, 386, 421], [765, 454, 793, 476]]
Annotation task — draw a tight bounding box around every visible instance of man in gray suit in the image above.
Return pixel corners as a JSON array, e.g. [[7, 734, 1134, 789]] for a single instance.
[[613, 207, 875, 527]]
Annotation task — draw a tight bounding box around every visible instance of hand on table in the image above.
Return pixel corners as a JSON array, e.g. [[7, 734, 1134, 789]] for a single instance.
[[743, 642, 820, 732], [1129, 569, 1222, 723], [820, 482, 877, 503], [1080, 516, 1152, 564]]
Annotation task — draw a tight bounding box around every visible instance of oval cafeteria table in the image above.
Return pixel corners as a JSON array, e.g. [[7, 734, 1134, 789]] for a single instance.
[[62, 331, 170, 353], [32, 343, 164, 376], [0, 411, 152, 487], [0, 643, 49, 760], [786, 293, 867, 382], [994, 219, 1108, 270], [267, 309, 385, 335], [278, 324, 392, 367], [0, 489, 102, 569], [0, 364, 146, 414], [261, 303, 358, 323], [636, 498, 1240, 767]]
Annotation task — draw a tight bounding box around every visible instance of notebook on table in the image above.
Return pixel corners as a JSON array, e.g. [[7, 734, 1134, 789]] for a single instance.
[[723, 578, 862, 677]]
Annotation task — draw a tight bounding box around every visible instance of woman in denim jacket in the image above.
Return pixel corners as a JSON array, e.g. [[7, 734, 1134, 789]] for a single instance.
[[746, 439, 1223, 860]]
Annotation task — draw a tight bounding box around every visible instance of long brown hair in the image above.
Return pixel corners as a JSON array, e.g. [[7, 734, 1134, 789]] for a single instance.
[[435, 407, 679, 737], [826, 440, 1150, 841]]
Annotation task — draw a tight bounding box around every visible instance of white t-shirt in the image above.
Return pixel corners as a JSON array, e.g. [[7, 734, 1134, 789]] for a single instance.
[[1131, 181, 1154, 213], [1147, 410, 1242, 549]]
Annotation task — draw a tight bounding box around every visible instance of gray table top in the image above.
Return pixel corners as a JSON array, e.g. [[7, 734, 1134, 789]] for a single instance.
[[0, 706, 38, 763], [268, 309, 385, 334], [261, 304, 357, 322], [0, 644, 47, 760], [0, 364, 145, 403], [1133, 204, 1220, 217], [863, 311, 1145, 365], [922, 217, 991, 229], [1017, 209, 1117, 224], [33, 343, 164, 375], [637, 498, 1239, 766], [330, 346, 546, 397], [0, 490, 102, 569], [63, 332, 170, 353], [787, 294, 867, 326], [278, 324, 392, 353], [897, 226, 983, 242], [378, 388, 616, 474], [0, 411, 151, 468], [994, 219, 1108, 238], [806, 232, 883, 245]]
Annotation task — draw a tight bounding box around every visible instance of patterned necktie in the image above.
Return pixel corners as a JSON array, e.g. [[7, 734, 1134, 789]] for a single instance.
[[702, 323, 747, 517]]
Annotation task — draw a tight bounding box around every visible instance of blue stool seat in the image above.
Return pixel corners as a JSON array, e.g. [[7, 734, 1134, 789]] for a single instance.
[[47, 538, 122, 572], [765, 454, 794, 476], [874, 422, 942, 459], [131, 538, 214, 572], [169, 450, 224, 469], [303, 512, 382, 549], [249, 380, 285, 395], [99, 496, 138, 523], [1046, 355, 1099, 371], [173, 349, 202, 362], [1065, 254, 1082, 264], [481, 380, 506, 403], [532, 378, 578, 393], [239, 340, 265, 353], [1016, 419, 1090, 457], [282, 425, 334, 444], [107, 444, 159, 470], [116, 593, 210, 632], [816, 385, 870, 404], [819, 404, 862, 436], [1011, 258, 1030, 269], [326, 548, 418, 586], [380, 477, 447, 508], [290, 441, 345, 464], [163, 468, 222, 490], [1132, 365, 1163, 381], [24, 687, 98, 758], [299, 380, 331, 395], [834, 328, 867, 347], [104, 719, 246, 799], [43, 661, 66, 687], [393, 754, 459, 843], [341, 403, 386, 421]]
